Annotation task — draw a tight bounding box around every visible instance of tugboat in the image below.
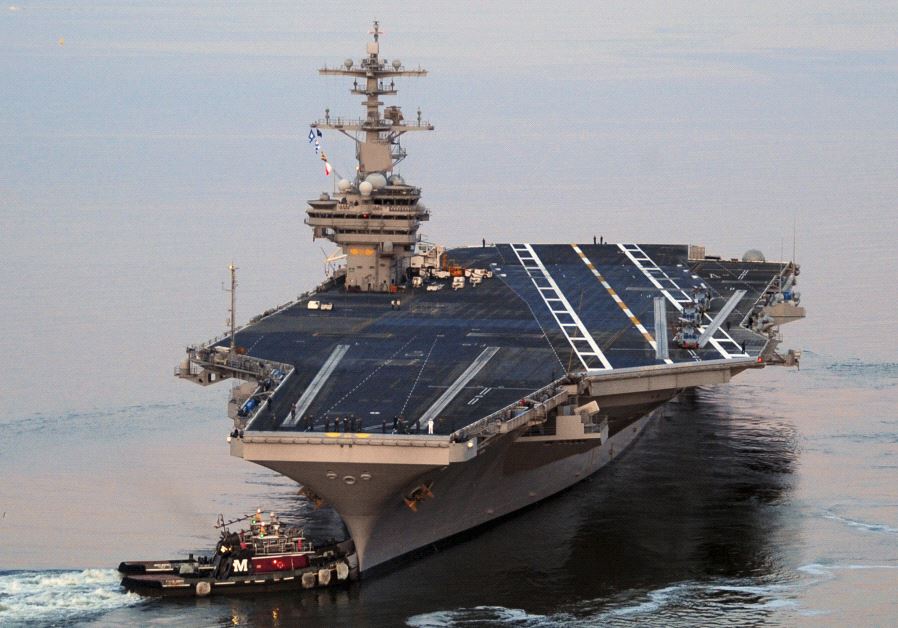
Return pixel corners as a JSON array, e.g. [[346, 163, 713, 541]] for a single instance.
[[119, 510, 358, 597]]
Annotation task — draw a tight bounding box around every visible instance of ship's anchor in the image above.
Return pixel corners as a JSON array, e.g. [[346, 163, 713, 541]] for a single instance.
[[299, 486, 326, 509], [403, 481, 434, 512]]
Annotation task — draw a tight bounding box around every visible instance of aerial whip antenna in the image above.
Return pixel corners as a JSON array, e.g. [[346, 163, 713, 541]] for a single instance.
[[224, 263, 238, 355]]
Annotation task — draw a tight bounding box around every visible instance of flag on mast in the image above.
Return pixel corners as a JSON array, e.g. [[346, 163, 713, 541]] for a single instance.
[[308, 129, 315, 143]]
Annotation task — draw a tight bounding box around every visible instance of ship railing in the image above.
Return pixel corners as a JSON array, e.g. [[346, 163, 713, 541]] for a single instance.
[[741, 261, 798, 321], [250, 533, 304, 556], [306, 206, 428, 218], [243, 365, 296, 430], [583, 417, 608, 434], [738, 260, 800, 359], [450, 376, 574, 443], [183, 275, 343, 357], [180, 347, 294, 382], [313, 116, 433, 130]]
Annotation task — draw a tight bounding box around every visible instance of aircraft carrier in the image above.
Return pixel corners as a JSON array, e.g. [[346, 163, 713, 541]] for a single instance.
[[176, 23, 806, 574]]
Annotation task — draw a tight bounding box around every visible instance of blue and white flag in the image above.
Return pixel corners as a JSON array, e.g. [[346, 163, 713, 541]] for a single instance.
[[308, 129, 315, 143]]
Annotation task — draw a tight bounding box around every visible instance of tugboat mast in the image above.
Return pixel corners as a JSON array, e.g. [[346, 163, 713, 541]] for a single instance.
[[306, 21, 434, 293]]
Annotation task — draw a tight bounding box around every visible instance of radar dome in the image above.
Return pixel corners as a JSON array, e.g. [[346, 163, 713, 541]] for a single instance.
[[359, 181, 373, 196], [337, 179, 352, 193], [389, 175, 405, 186], [365, 173, 388, 190], [344, 58, 353, 69], [742, 249, 766, 263], [319, 193, 330, 201], [392, 59, 401, 69]]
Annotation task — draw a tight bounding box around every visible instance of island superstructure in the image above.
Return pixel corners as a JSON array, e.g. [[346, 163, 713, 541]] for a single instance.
[[306, 20, 432, 293], [176, 23, 805, 574]]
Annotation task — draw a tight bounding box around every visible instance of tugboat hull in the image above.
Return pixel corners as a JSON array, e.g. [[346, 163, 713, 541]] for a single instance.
[[120, 539, 358, 596]]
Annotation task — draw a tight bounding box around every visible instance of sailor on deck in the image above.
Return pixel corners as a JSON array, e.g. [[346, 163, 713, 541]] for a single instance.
[[251, 508, 265, 536]]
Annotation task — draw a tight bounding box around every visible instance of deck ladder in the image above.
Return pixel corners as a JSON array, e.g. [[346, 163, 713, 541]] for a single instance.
[[510, 243, 612, 371], [618, 243, 746, 358]]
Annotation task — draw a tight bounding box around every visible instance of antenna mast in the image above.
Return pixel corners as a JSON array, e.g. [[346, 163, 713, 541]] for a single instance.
[[792, 215, 797, 265], [226, 263, 238, 355], [312, 19, 432, 177]]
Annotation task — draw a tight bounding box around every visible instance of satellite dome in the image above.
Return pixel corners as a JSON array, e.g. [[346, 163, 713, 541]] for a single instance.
[[389, 175, 405, 185], [344, 58, 353, 69], [319, 193, 330, 201], [365, 173, 387, 190], [742, 249, 766, 263], [359, 181, 373, 196], [337, 178, 352, 192], [392, 59, 401, 69]]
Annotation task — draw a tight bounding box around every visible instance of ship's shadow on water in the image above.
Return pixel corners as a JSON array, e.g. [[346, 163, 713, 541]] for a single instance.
[[393, 385, 802, 623], [154, 383, 800, 627]]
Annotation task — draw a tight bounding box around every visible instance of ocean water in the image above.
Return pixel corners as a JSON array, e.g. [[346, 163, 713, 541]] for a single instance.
[[1, 357, 896, 626], [2, 1, 897, 626]]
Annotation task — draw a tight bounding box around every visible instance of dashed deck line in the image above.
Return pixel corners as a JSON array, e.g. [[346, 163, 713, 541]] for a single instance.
[[246, 335, 265, 354], [325, 336, 418, 413], [571, 244, 674, 364], [400, 336, 440, 415]]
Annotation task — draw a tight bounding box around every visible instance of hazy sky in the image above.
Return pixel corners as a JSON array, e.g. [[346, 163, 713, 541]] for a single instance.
[[1, 1, 896, 420]]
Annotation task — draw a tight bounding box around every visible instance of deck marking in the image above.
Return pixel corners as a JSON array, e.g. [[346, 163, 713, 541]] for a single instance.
[[510, 243, 612, 371], [324, 336, 418, 414], [285, 344, 351, 426], [571, 244, 673, 364], [400, 336, 439, 415], [617, 244, 747, 359], [419, 347, 501, 424], [246, 334, 266, 354]]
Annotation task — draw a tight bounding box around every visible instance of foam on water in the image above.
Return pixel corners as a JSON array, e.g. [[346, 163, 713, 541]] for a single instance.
[[407, 605, 561, 627], [406, 578, 799, 626], [823, 512, 898, 534], [799, 563, 898, 576], [0, 569, 143, 626]]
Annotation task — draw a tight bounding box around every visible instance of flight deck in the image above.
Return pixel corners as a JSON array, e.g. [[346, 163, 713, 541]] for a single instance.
[[226, 243, 787, 435]]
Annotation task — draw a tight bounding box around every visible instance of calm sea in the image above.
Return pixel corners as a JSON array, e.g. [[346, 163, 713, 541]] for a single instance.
[[1, 358, 896, 626], [1, 2, 896, 626]]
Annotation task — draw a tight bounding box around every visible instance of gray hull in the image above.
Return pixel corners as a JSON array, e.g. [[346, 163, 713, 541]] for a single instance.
[[241, 409, 657, 572]]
